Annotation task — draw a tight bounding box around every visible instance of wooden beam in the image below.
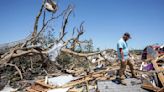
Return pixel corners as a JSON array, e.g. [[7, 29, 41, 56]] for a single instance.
[[151, 57, 164, 86], [141, 83, 160, 91]]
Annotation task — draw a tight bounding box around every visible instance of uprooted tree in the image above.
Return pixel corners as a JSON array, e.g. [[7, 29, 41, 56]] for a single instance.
[[0, 0, 101, 87]]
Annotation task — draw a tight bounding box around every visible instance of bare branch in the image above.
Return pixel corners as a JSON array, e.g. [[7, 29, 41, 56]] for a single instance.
[[58, 5, 73, 42], [5, 63, 23, 80], [32, 0, 46, 38], [70, 22, 85, 50], [61, 48, 100, 57], [42, 9, 46, 27], [33, 5, 72, 44]]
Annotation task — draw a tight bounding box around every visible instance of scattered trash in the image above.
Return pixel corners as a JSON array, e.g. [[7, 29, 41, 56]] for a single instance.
[[140, 62, 154, 71]]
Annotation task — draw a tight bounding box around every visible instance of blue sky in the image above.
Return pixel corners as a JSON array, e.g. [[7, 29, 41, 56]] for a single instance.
[[0, 0, 164, 50]]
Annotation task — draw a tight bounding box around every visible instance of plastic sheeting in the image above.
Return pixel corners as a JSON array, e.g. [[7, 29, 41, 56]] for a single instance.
[[48, 42, 63, 61], [48, 75, 77, 86], [140, 62, 154, 71]]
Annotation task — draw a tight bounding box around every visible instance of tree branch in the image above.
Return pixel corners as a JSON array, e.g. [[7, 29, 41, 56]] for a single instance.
[[32, 0, 46, 38], [58, 5, 73, 42]]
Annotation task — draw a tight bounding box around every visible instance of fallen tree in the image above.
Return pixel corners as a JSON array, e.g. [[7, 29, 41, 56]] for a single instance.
[[0, 1, 103, 90]]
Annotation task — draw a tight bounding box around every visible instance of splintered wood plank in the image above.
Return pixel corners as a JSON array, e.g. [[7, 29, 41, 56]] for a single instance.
[[158, 88, 164, 92], [62, 66, 119, 88], [35, 80, 55, 89], [31, 84, 48, 92], [141, 83, 160, 91], [26, 87, 39, 92], [62, 76, 93, 88], [151, 57, 164, 86]]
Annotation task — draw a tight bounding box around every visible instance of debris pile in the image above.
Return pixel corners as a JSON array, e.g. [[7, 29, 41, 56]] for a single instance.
[[0, 45, 163, 92], [26, 63, 119, 92], [0, 0, 163, 91], [25, 46, 164, 92], [140, 45, 164, 92]]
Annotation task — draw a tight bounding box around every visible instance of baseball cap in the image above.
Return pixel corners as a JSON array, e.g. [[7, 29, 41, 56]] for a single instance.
[[124, 32, 131, 39]]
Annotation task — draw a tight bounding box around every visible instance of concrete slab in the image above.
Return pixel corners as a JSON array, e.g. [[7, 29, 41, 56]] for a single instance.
[[97, 78, 149, 92]]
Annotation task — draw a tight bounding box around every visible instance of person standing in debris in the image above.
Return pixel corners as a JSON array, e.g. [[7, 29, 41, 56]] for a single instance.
[[117, 32, 137, 85]]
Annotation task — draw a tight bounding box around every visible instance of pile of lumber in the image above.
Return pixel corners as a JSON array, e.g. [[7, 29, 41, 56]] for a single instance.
[[26, 64, 119, 92], [141, 55, 164, 92]]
